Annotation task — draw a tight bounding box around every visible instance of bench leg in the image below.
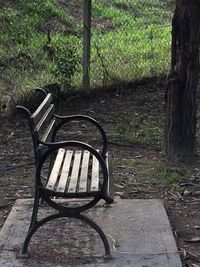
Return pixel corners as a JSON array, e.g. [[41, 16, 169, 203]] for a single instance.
[[21, 212, 61, 256], [21, 191, 40, 257], [21, 212, 111, 258], [29, 191, 40, 230]]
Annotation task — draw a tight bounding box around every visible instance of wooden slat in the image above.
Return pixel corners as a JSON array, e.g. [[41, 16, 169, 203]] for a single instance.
[[31, 94, 52, 125], [105, 153, 110, 194], [36, 104, 55, 136], [57, 150, 73, 193], [78, 150, 90, 193], [90, 153, 99, 192], [46, 148, 65, 191], [68, 151, 82, 193], [41, 118, 56, 142]]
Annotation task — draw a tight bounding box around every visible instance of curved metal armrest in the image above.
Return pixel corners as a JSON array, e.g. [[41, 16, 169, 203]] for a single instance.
[[37, 140, 109, 193], [52, 114, 108, 159]]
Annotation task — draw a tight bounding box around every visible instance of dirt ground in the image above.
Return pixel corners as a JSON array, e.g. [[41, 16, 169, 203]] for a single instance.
[[1, 79, 200, 266]]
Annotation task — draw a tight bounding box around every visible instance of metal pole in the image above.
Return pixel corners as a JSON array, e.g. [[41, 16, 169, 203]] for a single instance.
[[83, 0, 92, 92]]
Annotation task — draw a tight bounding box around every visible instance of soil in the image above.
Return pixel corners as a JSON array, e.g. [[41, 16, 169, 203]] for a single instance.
[[1, 80, 200, 267]]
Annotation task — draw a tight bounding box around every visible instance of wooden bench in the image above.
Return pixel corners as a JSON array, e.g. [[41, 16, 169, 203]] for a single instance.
[[16, 88, 114, 258]]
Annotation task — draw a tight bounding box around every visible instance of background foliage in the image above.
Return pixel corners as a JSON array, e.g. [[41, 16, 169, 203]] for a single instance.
[[0, 0, 175, 99]]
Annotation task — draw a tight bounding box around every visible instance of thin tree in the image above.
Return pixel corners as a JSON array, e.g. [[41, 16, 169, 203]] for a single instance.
[[165, 0, 200, 160]]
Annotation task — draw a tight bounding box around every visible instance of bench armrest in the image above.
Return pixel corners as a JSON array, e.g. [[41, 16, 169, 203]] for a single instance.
[[52, 115, 108, 159], [37, 140, 109, 194]]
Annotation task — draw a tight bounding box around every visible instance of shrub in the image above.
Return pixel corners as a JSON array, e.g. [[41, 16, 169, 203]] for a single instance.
[[52, 43, 80, 92]]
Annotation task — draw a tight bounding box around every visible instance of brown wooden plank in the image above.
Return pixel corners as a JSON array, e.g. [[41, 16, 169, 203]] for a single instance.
[[31, 94, 52, 125], [41, 118, 56, 142], [90, 152, 99, 192], [36, 104, 55, 136], [78, 150, 90, 193], [57, 150, 73, 193], [68, 151, 82, 193], [46, 148, 65, 191]]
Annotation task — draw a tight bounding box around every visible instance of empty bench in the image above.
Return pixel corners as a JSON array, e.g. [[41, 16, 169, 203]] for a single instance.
[[16, 88, 114, 258]]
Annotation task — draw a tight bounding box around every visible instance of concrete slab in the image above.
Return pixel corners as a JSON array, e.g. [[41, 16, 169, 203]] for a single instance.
[[0, 199, 182, 267]]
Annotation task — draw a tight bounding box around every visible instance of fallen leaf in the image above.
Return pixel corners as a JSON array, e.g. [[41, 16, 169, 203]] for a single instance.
[[180, 248, 188, 260], [115, 192, 124, 197], [185, 237, 200, 243], [188, 264, 200, 267], [115, 184, 124, 189], [183, 190, 191, 196], [187, 251, 200, 262], [174, 229, 179, 240]]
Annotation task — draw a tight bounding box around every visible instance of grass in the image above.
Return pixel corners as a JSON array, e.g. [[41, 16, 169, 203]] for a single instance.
[[0, 0, 175, 99], [116, 157, 199, 192], [0, 0, 81, 98], [90, 0, 173, 85]]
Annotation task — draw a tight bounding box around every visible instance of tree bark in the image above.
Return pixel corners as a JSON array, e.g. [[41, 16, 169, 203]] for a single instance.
[[165, 0, 200, 160]]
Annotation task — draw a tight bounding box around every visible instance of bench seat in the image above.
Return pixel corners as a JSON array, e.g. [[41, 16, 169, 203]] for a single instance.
[[46, 148, 108, 196]]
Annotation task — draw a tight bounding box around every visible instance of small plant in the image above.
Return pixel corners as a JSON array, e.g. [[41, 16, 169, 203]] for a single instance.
[[52, 43, 80, 91]]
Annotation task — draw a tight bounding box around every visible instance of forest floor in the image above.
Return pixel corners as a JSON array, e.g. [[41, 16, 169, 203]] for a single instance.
[[1, 78, 200, 267]]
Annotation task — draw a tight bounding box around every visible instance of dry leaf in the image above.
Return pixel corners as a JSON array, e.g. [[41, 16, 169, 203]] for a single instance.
[[174, 229, 179, 240], [115, 192, 124, 197], [115, 184, 124, 189], [188, 264, 200, 267], [185, 237, 200, 243], [187, 252, 200, 262], [180, 248, 188, 259]]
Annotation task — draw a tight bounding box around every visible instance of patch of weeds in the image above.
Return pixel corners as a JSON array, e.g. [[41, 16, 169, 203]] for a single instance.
[[50, 36, 80, 92], [108, 113, 163, 146], [152, 166, 182, 189], [123, 158, 195, 192]]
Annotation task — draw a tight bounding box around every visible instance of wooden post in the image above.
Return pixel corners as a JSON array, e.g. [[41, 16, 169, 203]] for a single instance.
[[83, 0, 92, 93]]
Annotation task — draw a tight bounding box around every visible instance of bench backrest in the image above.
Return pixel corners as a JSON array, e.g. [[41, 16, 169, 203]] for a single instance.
[[17, 90, 56, 165], [30, 93, 55, 142]]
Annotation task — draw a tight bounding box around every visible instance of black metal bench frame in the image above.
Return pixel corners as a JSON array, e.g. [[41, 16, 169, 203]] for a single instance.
[[16, 88, 114, 258]]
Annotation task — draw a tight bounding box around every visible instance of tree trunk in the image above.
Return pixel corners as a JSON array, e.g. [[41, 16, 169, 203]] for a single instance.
[[165, 0, 200, 160]]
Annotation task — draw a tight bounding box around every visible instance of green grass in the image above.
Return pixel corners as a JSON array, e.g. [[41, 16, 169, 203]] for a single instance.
[[90, 0, 173, 86], [0, 0, 81, 98], [0, 0, 175, 98], [119, 157, 197, 192]]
